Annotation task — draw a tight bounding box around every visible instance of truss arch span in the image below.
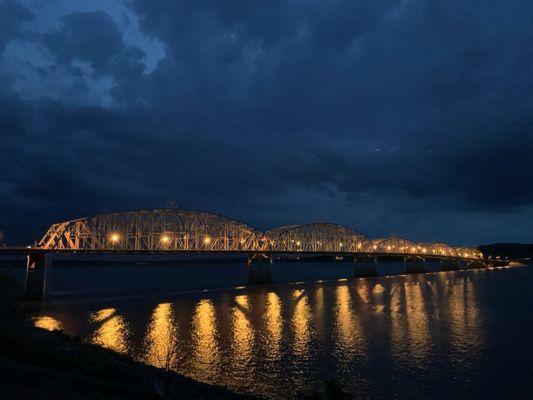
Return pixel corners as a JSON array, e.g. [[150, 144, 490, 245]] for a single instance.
[[455, 247, 483, 260], [372, 237, 418, 254], [39, 208, 265, 252], [422, 242, 458, 257], [265, 223, 370, 253]]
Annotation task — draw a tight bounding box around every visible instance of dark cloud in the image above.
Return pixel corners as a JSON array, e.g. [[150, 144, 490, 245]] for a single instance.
[[1, 0, 533, 245], [0, 0, 34, 50], [41, 10, 146, 78]]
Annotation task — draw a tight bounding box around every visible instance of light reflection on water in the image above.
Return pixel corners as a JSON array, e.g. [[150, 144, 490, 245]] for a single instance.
[[191, 299, 220, 381], [292, 289, 311, 358], [30, 267, 533, 399], [265, 292, 282, 361], [33, 315, 63, 331], [88, 308, 130, 354], [142, 303, 178, 369]]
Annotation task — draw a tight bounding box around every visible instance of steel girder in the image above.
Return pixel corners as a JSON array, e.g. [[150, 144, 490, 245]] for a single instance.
[[371, 237, 417, 254], [38, 209, 482, 260], [265, 223, 370, 253], [39, 209, 265, 252]]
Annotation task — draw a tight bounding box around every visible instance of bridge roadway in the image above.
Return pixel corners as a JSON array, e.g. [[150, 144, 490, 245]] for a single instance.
[[0, 208, 509, 299]]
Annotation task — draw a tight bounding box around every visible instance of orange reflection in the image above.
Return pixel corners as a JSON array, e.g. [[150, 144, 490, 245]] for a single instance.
[[265, 292, 282, 360], [404, 280, 430, 363], [355, 280, 371, 304], [334, 285, 363, 359], [89, 308, 130, 354], [292, 289, 311, 356], [314, 286, 326, 339], [192, 299, 220, 381], [232, 295, 253, 367], [372, 283, 387, 313], [33, 315, 62, 331], [389, 282, 404, 350], [143, 303, 179, 370], [448, 276, 481, 355]]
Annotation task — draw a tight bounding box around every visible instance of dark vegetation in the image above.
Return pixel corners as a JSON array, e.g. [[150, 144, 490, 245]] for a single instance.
[[479, 243, 533, 260]]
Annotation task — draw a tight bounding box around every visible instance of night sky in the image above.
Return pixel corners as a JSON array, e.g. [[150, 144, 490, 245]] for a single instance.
[[1, 0, 532, 246]]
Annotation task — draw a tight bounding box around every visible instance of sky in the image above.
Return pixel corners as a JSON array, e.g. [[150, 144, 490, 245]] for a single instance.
[[1, 0, 532, 246]]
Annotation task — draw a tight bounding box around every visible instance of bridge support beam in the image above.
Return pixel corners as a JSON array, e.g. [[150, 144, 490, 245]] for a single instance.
[[25, 253, 53, 300], [247, 253, 272, 284], [405, 256, 427, 274], [353, 256, 378, 277]]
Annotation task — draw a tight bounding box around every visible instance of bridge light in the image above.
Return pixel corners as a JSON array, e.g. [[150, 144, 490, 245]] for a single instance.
[[110, 233, 120, 243], [411, 247, 416, 252], [240, 239, 245, 244], [296, 241, 301, 246], [357, 243, 362, 249], [387, 246, 391, 251], [203, 236, 211, 244], [373, 245, 377, 250], [339, 242, 343, 247], [161, 235, 170, 244]]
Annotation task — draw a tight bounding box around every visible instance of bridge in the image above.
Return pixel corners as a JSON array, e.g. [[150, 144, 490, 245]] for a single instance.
[[1, 208, 505, 299]]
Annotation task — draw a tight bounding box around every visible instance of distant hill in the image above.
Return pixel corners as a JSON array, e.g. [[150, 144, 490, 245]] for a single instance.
[[478, 243, 533, 259]]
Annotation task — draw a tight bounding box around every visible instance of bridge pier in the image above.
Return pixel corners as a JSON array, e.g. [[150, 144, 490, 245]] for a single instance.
[[404, 256, 428, 274], [247, 253, 273, 284], [25, 253, 53, 300], [353, 256, 378, 277]]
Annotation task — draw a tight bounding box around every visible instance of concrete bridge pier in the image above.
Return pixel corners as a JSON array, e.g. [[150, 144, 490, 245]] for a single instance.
[[353, 256, 378, 277], [405, 256, 427, 274], [25, 253, 53, 300], [247, 253, 273, 284]]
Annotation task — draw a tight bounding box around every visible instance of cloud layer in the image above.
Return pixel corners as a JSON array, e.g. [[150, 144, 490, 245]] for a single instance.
[[1, 0, 532, 245]]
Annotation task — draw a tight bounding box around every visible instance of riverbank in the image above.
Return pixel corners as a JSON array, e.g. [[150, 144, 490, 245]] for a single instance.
[[0, 321, 261, 399], [0, 272, 257, 400]]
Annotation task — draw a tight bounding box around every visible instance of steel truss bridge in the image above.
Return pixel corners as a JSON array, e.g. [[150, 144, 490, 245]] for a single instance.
[[38, 208, 483, 260], [6, 208, 505, 300]]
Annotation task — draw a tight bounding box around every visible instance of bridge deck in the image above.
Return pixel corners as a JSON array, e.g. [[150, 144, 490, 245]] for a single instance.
[[0, 247, 501, 263]]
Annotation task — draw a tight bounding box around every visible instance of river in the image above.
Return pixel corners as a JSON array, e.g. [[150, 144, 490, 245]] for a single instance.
[[13, 261, 533, 399]]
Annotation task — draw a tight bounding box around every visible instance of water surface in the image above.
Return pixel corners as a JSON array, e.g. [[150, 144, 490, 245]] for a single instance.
[[24, 264, 533, 399]]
